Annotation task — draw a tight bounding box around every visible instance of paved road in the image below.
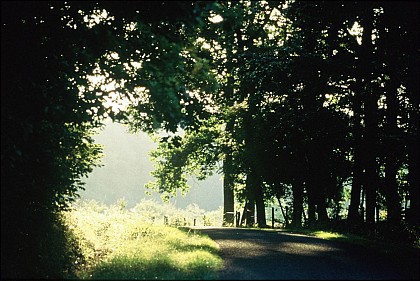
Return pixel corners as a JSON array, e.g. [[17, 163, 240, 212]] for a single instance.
[[194, 227, 417, 280]]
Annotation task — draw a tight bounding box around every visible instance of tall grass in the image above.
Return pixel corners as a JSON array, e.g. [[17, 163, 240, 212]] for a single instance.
[[64, 199, 223, 280]]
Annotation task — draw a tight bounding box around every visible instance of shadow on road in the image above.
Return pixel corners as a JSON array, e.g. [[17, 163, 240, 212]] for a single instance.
[[192, 227, 419, 280]]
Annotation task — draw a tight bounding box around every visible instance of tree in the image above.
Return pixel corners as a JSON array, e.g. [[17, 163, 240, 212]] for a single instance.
[[1, 2, 108, 277], [143, 1, 288, 227], [4, 2, 417, 277], [1, 1, 217, 277]]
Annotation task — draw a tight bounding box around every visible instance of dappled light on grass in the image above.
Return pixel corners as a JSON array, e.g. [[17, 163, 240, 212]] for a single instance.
[[65, 200, 222, 280], [89, 247, 222, 280], [311, 231, 345, 240]]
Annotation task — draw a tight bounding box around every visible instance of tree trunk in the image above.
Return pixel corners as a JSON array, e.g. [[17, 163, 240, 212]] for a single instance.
[[221, 18, 237, 227], [240, 200, 249, 226], [317, 195, 329, 223], [254, 174, 267, 227], [364, 86, 378, 225], [384, 77, 401, 224], [222, 168, 235, 226], [407, 129, 419, 226], [245, 174, 256, 226], [348, 80, 364, 224], [291, 179, 304, 228], [363, 100, 378, 225], [277, 196, 289, 227], [363, 79, 379, 224], [222, 120, 235, 226], [306, 185, 317, 226], [359, 10, 378, 225]]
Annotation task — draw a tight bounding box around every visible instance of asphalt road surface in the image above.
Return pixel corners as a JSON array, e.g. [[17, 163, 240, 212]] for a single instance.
[[194, 227, 418, 280]]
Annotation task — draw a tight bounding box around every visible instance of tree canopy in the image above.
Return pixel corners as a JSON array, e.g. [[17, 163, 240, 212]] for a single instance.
[[1, 1, 419, 278]]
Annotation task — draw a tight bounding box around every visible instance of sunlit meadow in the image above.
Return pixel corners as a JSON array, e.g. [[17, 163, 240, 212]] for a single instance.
[[64, 199, 223, 280]]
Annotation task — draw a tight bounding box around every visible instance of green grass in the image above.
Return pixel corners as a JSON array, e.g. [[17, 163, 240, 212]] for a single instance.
[[64, 200, 223, 280], [65, 201, 418, 280]]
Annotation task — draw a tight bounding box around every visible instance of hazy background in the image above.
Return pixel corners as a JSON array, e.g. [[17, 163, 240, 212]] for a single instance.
[[79, 120, 223, 211]]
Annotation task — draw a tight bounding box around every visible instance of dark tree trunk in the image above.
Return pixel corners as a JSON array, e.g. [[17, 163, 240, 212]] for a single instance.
[[245, 174, 256, 226], [384, 77, 402, 224], [222, 168, 235, 226], [316, 172, 330, 223], [240, 200, 249, 226], [221, 20, 237, 226], [405, 39, 419, 226], [306, 152, 329, 225], [403, 0, 420, 227], [348, 82, 364, 224], [246, 200, 255, 227], [317, 195, 329, 223], [360, 187, 366, 223], [277, 196, 289, 227], [306, 184, 317, 226], [363, 86, 378, 225], [304, 150, 316, 226], [407, 126, 419, 226], [291, 179, 304, 228], [254, 175, 267, 227], [222, 119, 235, 226], [359, 10, 378, 225]]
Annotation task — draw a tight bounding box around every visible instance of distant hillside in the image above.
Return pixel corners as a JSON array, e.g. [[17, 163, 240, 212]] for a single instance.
[[79, 121, 223, 211]]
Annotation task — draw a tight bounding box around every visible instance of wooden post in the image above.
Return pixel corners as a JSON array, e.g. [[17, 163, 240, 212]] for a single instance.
[[194, 218, 196, 226], [235, 211, 240, 227], [272, 207, 275, 229]]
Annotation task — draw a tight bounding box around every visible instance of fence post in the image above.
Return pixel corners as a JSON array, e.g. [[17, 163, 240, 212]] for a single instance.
[[235, 211, 240, 227], [272, 207, 275, 229], [194, 218, 196, 226]]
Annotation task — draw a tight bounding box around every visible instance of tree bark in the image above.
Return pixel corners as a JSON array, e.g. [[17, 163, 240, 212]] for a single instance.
[[384, 76, 401, 224], [277, 196, 289, 227], [358, 9, 378, 225], [244, 173, 256, 226], [254, 174, 267, 227], [306, 186, 317, 227], [348, 80, 364, 224], [317, 194, 329, 223], [407, 134, 419, 226], [240, 200, 249, 226], [291, 179, 304, 228], [222, 166, 235, 226], [363, 85, 378, 225], [222, 121, 235, 226]]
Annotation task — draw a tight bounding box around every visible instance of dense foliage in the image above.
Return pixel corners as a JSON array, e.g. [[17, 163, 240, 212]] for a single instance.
[[1, 1, 418, 278], [1, 2, 105, 278], [1, 1, 212, 278], [146, 1, 418, 231]]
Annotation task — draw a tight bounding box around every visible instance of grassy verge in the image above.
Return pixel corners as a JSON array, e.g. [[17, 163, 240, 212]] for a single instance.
[[64, 200, 223, 280]]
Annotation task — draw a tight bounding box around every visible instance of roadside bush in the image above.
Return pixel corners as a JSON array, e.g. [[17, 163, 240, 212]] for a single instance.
[[64, 198, 223, 279]]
